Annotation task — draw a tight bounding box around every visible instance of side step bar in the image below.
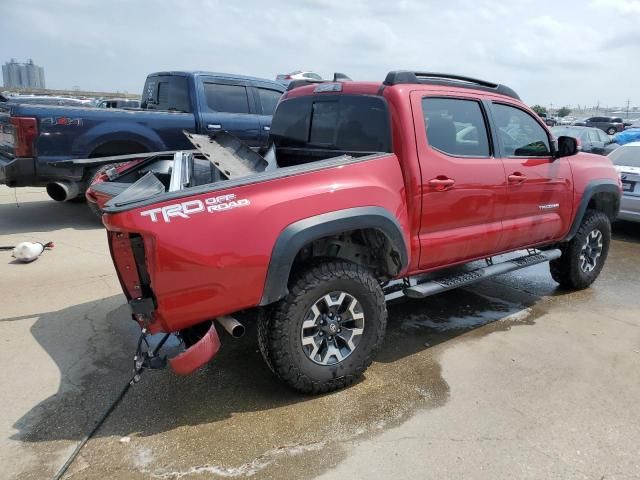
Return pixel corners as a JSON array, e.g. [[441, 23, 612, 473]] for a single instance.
[[403, 249, 561, 299]]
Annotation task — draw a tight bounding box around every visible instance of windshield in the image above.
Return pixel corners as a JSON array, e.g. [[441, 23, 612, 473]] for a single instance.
[[609, 146, 640, 167], [551, 127, 587, 138]]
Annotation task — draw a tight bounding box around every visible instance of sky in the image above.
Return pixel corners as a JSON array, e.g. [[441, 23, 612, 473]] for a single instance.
[[1, 0, 639, 109]]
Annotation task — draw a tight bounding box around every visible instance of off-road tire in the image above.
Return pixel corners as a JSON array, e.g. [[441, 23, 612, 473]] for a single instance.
[[550, 209, 611, 290], [258, 261, 387, 394], [86, 163, 117, 218]]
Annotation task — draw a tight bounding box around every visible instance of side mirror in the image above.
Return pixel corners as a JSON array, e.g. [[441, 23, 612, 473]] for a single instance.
[[555, 135, 579, 158]]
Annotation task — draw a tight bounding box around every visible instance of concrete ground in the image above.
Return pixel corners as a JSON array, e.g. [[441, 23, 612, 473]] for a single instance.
[[1, 185, 639, 480]]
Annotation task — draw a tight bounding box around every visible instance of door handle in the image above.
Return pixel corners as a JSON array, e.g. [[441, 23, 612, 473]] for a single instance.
[[508, 173, 527, 183], [207, 124, 222, 130], [428, 177, 455, 190], [263, 125, 271, 131]]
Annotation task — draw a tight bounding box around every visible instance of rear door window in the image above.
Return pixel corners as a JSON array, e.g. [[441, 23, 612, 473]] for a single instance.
[[421, 97, 490, 157], [142, 75, 192, 112], [204, 83, 250, 114], [492, 103, 551, 157], [257, 88, 282, 115]]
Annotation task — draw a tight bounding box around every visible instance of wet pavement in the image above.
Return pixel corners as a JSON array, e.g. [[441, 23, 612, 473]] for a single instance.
[[1, 186, 639, 479]]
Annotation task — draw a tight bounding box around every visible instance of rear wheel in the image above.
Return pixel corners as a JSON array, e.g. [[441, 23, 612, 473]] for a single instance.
[[550, 210, 611, 290], [606, 127, 617, 135], [258, 261, 386, 394]]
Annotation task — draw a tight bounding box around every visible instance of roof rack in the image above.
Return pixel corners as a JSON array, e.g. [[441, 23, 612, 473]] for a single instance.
[[383, 71, 520, 100], [286, 72, 352, 92]]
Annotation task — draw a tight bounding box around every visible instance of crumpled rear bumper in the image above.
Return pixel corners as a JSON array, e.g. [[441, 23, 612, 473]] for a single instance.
[[168, 321, 221, 375]]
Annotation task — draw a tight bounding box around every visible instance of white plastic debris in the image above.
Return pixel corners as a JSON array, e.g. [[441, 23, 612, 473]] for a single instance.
[[12, 242, 45, 263], [120, 436, 131, 443]]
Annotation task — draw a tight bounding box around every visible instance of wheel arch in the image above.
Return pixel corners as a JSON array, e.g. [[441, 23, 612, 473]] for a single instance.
[[88, 138, 151, 158], [259, 206, 409, 305], [564, 179, 620, 241]]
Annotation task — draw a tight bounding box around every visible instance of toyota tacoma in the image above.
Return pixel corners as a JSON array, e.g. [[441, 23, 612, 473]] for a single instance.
[[93, 71, 621, 393]]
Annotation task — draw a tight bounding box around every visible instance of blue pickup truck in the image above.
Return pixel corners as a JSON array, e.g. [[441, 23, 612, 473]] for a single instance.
[[0, 71, 285, 203]]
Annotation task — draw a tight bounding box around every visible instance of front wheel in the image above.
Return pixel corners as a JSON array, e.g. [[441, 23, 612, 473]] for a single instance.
[[550, 210, 611, 290], [258, 261, 387, 394], [606, 127, 617, 135]]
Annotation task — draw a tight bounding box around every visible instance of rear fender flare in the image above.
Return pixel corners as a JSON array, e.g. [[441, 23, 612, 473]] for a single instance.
[[259, 206, 408, 305]]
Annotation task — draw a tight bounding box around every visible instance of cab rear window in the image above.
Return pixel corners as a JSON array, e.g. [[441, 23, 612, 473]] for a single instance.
[[270, 95, 391, 153]]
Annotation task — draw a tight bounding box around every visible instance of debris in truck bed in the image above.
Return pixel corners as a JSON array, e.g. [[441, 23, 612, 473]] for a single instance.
[[184, 131, 269, 178]]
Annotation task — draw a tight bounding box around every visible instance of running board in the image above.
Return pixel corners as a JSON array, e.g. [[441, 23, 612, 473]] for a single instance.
[[403, 249, 562, 299]]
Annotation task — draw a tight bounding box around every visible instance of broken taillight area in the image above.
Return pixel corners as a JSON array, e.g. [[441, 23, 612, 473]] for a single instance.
[[108, 231, 155, 323]]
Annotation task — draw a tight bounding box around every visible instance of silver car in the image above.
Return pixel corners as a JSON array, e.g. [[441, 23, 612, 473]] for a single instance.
[[609, 141, 640, 222]]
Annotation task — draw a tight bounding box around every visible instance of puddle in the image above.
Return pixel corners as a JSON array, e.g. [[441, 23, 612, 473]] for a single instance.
[[16, 280, 547, 480]]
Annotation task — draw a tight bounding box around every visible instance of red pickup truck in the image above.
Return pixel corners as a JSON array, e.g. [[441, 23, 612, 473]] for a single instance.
[[93, 71, 621, 393]]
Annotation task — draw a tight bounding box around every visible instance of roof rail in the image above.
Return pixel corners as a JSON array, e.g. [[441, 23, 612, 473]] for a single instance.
[[383, 70, 520, 100]]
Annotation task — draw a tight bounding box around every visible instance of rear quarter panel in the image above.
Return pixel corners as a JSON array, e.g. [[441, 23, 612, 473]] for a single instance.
[[103, 154, 410, 332]]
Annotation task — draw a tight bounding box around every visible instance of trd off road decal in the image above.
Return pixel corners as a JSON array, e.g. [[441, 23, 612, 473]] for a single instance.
[[140, 193, 250, 223]]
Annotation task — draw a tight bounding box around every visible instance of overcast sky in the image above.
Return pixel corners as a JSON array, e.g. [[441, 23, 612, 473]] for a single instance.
[[1, 0, 639, 108]]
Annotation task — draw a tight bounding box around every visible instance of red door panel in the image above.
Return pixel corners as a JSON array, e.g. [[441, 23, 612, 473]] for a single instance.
[[491, 102, 573, 251], [411, 92, 507, 269]]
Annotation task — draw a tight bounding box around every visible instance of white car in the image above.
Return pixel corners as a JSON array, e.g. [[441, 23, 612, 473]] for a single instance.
[[276, 70, 323, 85], [609, 141, 640, 222]]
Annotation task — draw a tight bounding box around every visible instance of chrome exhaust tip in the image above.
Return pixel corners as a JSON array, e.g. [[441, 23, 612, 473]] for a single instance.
[[216, 315, 245, 338], [46, 181, 81, 202]]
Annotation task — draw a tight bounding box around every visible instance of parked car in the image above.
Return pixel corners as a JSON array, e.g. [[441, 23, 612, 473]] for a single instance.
[[537, 112, 556, 126], [609, 142, 640, 222], [551, 126, 619, 155], [90, 70, 620, 394], [577, 116, 625, 135], [96, 98, 141, 109], [276, 70, 323, 85], [614, 127, 640, 145], [0, 71, 285, 212]]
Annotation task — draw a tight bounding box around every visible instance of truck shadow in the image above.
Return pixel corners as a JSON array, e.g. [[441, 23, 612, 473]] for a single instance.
[[612, 220, 640, 244], [10, 272, 555, 446], [0, 198, 101, 235]]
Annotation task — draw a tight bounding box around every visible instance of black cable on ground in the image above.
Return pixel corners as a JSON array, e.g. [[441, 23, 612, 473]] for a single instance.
[[51, 333, 170, 480], [52, 374, 136, 480]]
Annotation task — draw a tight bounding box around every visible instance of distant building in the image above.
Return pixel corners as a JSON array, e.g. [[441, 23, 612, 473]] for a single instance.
[[2, 59, 46, 88]]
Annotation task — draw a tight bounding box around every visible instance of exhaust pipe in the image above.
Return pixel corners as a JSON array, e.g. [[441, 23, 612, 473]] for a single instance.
[[46, 181, 81, 202], [216, 315, 245, 338]]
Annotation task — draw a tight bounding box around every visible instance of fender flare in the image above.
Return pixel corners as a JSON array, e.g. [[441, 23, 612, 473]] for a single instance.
[[259, 206, 409, 305], [564, 179, 621, 241]]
